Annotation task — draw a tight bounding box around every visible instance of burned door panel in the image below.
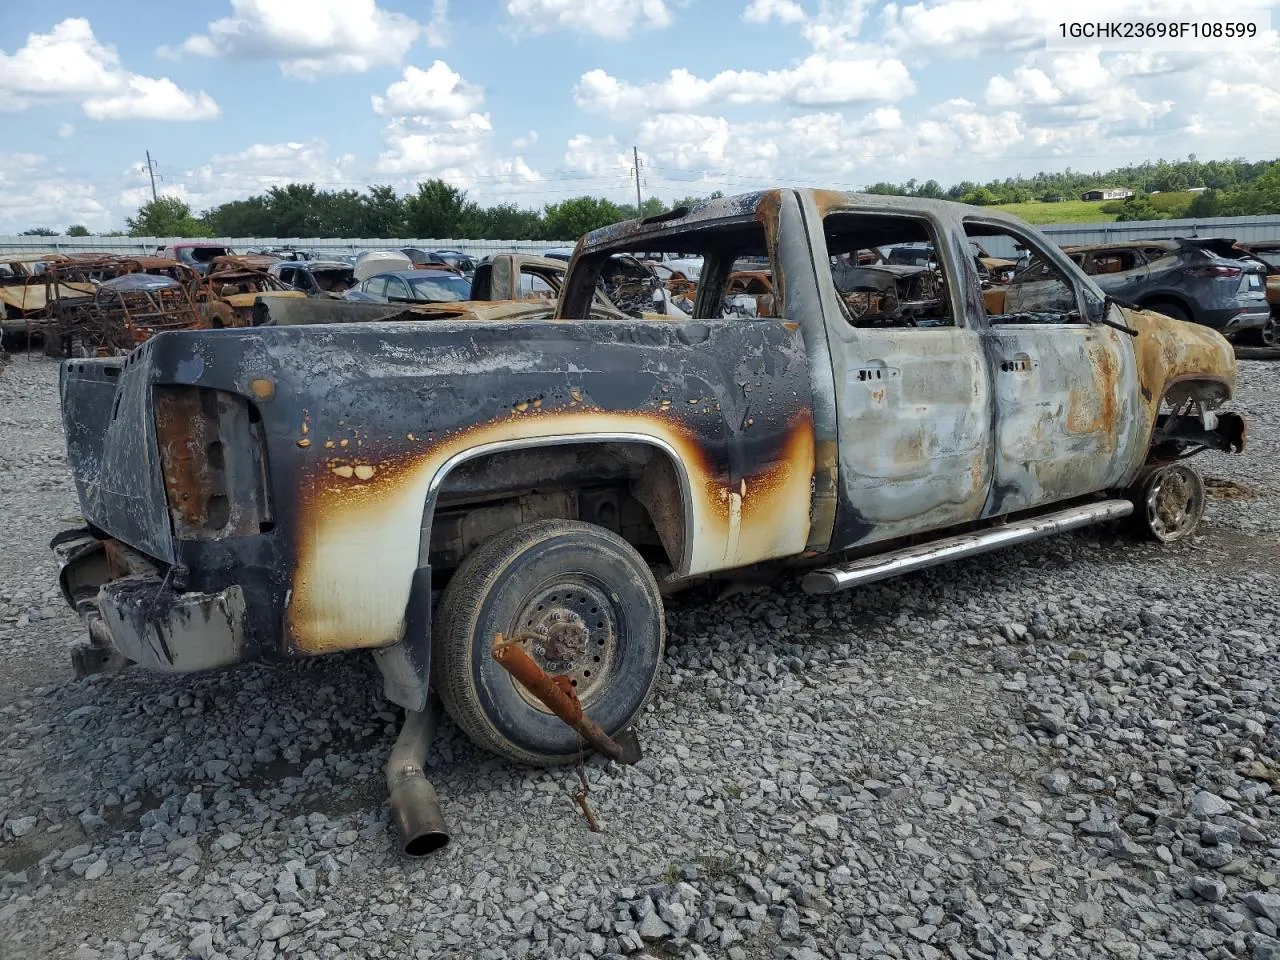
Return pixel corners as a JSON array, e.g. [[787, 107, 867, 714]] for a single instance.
[[799, 197, 995, 549], [967, 222, 1147, 515], [983, 323, 1145, 513], [833, 329, 992, 541]]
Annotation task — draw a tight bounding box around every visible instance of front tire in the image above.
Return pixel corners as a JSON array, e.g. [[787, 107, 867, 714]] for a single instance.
[[433, 520, 665, 766], [1131, 462, 1206, 543]]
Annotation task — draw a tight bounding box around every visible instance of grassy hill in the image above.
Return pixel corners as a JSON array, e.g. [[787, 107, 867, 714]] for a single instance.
[[989, 191, 1201, 225], [987, 199, 1117, 224]]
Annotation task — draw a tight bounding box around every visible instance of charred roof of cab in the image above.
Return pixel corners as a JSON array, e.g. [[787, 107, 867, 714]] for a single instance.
[[578, 188, 1053, 253]]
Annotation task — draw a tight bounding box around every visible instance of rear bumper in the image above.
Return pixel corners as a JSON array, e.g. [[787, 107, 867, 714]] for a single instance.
[[1200, 306, 1270, 333], [52, 530, 248, 673]]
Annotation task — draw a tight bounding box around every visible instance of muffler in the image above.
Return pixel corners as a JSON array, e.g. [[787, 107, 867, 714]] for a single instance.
[[386, 698, 450, 856]]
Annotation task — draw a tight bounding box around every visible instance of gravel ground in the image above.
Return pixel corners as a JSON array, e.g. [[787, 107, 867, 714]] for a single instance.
[[2, 354, 1279, 960]]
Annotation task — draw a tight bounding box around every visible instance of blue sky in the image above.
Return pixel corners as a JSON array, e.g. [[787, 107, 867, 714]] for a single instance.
[[2, 0, 1278, 232]]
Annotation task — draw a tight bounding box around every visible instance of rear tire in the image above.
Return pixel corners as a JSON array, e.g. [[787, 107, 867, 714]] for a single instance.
[[433, 520, 665, 766], [1145, 301, 1190, 323]]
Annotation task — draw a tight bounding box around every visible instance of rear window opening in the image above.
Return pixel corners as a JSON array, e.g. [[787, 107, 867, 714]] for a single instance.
[[568, 219, 769, 321], [823, 213, 955, 329]]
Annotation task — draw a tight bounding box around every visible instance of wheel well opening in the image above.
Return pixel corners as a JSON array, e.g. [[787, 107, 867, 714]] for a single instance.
[[427, 441, 688, 576], [1138, 294, 1190, 316]]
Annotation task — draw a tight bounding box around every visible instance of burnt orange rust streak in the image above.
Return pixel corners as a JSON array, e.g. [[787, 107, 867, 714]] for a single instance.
[[287, 400, 815, 654], [288, 403, 734, 654]]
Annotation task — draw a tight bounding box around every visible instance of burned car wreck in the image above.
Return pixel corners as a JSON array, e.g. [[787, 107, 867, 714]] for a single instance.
[[52, 189, 1244, 855]]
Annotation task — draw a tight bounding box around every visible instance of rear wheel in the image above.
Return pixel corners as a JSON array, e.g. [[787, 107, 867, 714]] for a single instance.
[[433, 520, 665, 766], [1131, 462, 1206, 543], [1145, 301, 1189, 323]]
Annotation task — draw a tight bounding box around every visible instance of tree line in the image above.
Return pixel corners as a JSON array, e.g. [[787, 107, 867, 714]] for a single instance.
[[15, 155, 1280, 238], [113, 182, 707, 241], [862, 156, 1279, 210]]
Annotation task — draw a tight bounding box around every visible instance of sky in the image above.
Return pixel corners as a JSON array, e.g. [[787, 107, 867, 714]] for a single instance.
[[1, 0, 1279, 233]]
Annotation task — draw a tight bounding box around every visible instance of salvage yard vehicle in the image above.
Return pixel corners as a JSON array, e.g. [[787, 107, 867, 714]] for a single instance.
[[195, 255, 304, 327], [267, 260, 355, 298], [1233, 242, 1280, 347], [36, 256, 198, 356], [1061, 239, 1270, 342], [159, 242, 233, 276], [343, 266, 471, 304], [51, 189, 1244, 856], [0, 253, 90, 335]]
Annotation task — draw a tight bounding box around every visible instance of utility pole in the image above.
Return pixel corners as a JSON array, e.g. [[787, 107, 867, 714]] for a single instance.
[[145, 150, 158, 203], [632, 146, 643, 213]]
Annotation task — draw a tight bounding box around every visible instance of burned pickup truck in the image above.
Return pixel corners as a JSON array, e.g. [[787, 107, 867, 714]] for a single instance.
[[53, 190, 1243, 854]]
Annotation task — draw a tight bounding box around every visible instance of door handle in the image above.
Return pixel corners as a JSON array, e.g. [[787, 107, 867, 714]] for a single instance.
[[999, 354, 1034, 373]]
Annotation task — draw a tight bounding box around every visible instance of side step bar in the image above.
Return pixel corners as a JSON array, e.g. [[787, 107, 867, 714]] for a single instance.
[[801, 499, 1134, 595]]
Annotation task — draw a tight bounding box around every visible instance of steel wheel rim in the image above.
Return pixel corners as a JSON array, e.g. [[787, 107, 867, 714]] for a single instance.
[[1262, 315, 1278, 348], [509, 578, 619, 713], [1145, 465, 1204, 542]]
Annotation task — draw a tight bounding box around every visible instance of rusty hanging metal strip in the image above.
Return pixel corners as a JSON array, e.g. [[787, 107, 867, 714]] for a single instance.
[[491, 633, 642, 765]]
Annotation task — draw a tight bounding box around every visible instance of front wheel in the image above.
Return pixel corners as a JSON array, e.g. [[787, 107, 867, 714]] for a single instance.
[[1131, 462, 1206, 543], [433, 520, 665, 765]]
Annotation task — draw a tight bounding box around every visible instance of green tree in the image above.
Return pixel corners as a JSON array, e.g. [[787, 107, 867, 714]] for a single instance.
[[960, 187, 1000, 206], [20, 226, 57, 236], [1115, 195, 1162, 221], [65, 224, 90, 236], [201, 197, 274, 236], [474, 203, 545, 240], [403, 179, 480, 238], [914, 179, 945, 199], [1186, 190, 1220, 217], [542, 196, 630, 240], [864, 181, 906, 195], [127, 197, 208, 237], [360, 185, 406, 237]]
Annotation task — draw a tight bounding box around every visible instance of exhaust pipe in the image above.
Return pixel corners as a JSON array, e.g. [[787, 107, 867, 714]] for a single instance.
[[386, 698, 450, 857]]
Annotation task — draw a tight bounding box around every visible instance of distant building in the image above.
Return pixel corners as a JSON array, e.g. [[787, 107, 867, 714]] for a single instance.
[[1187, 186, 1209, 193], [1042, 194, 1066, 203], [1082, 187, 1135, 201]]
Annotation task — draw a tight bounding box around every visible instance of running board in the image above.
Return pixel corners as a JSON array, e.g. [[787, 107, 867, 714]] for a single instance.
[[801, 500, 1134, 595]]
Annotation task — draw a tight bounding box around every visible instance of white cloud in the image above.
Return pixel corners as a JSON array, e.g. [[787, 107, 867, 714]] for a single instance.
[[368, 58, 546, 201], [743, 0, 807, 25], [83, 76, 220, 121], [562, 134, 640, 180], [58, 123, 75, 138], [986, 50, 1178, 140], [169, 140, 357, 211], [504, 0, 672, 40], [574, 55, 913, 113], [0, 18, 218, 121], [879, 1, 1051, 57], [174, 0, 432, 79], [371, 61, 484, 119], [375, 113, 494, 175], [0, 153, 109, 233]]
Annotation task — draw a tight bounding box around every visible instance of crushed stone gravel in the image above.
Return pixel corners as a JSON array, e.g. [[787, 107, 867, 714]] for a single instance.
[[2, 354, 1278, 960]]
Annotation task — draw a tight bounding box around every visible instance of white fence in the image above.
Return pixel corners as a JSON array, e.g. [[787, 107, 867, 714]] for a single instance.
[[3, 213, 1279, 261], [0, 236, 574, 257], [982, 215, 1280, 259]]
